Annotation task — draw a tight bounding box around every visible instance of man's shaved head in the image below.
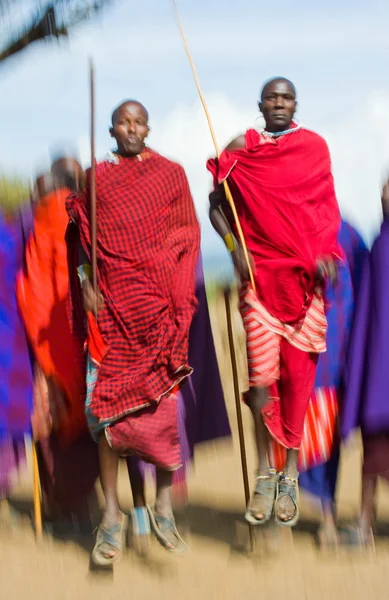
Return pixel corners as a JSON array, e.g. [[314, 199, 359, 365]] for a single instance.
[[111, 100, 149, 127], [51, 156, 84, 192], [260, 77, 296, 102]]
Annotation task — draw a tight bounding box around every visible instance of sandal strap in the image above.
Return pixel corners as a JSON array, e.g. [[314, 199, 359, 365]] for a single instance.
[[95, 515, 126, 551], [279, 472, 299, 481], [277, 476, 298, 505], [96, 525, 122, 550], [153, 512, 177, 535], [254, 469, 277, 493], [254, 479, 276, 495]]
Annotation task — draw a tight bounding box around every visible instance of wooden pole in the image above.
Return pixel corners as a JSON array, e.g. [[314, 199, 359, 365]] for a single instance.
[[89, 58, 97, 296], [170, 0, 255, 292], [172, 0, 254, 551], [224, 287, 254, 552], [32, 442, 42, 540]]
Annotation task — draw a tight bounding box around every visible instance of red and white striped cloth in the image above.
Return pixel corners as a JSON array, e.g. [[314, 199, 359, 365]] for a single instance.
[[239, 283, 327, 389], [269, 387, 338, 472]]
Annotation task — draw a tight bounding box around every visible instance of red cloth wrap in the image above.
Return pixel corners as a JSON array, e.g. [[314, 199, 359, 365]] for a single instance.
[[106, 391, 181, 470], [66, 149, 200, 426], [207, 128, 342, 324], [16, 189, 86, 446]]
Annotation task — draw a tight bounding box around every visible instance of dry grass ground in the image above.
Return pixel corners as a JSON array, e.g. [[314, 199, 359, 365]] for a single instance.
[[1, 288, 389, 600]]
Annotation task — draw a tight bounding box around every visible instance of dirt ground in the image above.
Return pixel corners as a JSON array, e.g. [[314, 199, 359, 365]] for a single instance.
[[1, 289, 389, 600]]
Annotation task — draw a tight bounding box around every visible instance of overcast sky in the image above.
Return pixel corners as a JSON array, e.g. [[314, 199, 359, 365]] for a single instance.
[[1, 0, 389, 267]]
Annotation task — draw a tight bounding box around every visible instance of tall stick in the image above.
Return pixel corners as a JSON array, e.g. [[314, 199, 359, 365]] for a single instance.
[[32, 442, 42, 540], [89, 59, 97, 295], [172, 0, 254, 550], [224, 288, 254, 552], [171, 0, 255, 292]]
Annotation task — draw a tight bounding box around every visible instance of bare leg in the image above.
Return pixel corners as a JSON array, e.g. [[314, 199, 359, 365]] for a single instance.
[[98, 434, 121, 558], [152, 468, 188, 551], [322, 499, 337, 532], [246, 387, 277, 522], [340, 473, 377, 548], [247, 387, 271, 476], [359, 473, 377, 540], [126, 460, 146, 508], [318, 499, 338, 547], [284, 448, 298, 479], [275, 449, 299, 522], [126, 459, 150, 554], [155, 468, 173, 518]]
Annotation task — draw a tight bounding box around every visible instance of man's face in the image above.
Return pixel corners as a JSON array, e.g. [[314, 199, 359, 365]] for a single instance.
[[259, 80, 296, 133], [110, 103, 149, 157]]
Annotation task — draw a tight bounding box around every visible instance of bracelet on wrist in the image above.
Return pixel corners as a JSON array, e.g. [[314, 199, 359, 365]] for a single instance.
[[223, 232, 237, 253], [77, 263, 92, 283]]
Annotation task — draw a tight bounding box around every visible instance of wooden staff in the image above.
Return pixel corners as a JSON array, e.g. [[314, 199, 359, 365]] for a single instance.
[[171, 0, 254, 551], [171, 0, 255, 291], [89, 58, 97, 295], [32, 442, 42, 540], [224, 288, 255, 552]]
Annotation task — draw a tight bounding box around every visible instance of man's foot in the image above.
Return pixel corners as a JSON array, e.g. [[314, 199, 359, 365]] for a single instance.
[[245, 469, 278, 525], [339, 525, 375, 552], [146, 505, 189, 554], [91, 511, 127, 566], [317, 524, 340, 550], [274, 474, 299, 527]]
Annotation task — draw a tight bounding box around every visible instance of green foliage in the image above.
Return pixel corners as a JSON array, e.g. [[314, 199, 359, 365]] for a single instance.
[[0, 175, 30, 211]]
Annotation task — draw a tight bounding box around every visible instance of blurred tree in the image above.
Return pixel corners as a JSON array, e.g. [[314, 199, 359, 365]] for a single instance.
[[0, 175, 30, 210], [0, 0, 113, 63]]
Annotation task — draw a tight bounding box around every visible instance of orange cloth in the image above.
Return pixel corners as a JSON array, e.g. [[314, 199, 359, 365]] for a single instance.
[[16, 188, 86, 446]]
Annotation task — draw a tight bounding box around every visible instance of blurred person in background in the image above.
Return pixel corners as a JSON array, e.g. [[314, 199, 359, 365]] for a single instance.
[[341, 178, 389, 549], [269, 219, 367, 548], [208, 77, 342, 528], [0, 186, 34, 517], [67, 100, 202, 566], [17, 156, 99, 532]]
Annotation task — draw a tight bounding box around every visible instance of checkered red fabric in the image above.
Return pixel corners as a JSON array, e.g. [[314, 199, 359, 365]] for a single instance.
[[66, 149, 200, 425], [106, 391, 181, 470]]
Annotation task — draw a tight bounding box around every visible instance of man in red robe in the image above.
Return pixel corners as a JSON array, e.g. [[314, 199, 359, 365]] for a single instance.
[[67, 100, 200, 565], [208, 77, 341, 528], [17, 157, 99, 529]]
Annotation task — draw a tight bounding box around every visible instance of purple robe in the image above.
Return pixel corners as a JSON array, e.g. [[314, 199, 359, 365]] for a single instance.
[[342, 219, 389, 438], [299, 220, 367, 501], [0, 204, 34, 497]]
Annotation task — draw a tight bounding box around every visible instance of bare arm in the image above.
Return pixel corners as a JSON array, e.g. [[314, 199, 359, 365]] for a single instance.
[[209, 134, 245, 238], [209, 186, 233, 239], [78, 241, 89, 271], [208, 135, 254, 281], [75, 214, 104, 316], [225, 134, 245, 152]]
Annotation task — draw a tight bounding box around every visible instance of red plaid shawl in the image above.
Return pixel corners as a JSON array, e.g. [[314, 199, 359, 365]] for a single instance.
[[66, 149, 200, 424]]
